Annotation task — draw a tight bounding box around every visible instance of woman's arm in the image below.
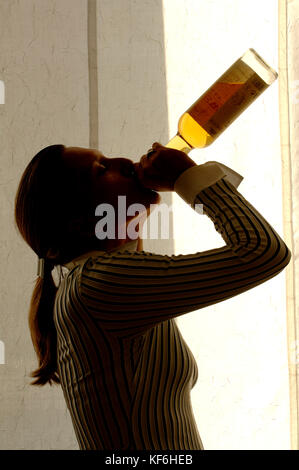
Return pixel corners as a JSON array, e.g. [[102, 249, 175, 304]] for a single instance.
[[79, 165, 291, 339]]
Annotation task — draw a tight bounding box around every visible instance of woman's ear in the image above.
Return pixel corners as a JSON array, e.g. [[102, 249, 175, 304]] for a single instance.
[[46, 247, 60, 260]]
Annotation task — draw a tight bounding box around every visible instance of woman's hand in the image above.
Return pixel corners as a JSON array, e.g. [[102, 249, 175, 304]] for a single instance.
[[134, 142, 196, 192]]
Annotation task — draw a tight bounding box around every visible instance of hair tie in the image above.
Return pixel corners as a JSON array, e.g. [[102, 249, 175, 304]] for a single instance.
[[37, 257, 55, 279], [37, 258, 45, 278]]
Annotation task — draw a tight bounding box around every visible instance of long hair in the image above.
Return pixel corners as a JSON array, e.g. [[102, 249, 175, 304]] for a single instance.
[[14, 144, 92, 386]]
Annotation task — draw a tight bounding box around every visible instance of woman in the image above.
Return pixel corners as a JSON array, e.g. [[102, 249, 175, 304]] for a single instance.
[[14, 142, 291, 450]]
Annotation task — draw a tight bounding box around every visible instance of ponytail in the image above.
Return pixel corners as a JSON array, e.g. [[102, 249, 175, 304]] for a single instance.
[[29, 262, 60, 386]]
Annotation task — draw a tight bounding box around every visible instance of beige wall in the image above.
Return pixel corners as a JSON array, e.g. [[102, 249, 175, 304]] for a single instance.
[[0, 0, 88, 449], [0, 0, 294, 450]]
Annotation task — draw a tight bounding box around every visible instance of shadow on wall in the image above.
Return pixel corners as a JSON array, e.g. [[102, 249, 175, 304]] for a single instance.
[[92, 0, 173, 254]]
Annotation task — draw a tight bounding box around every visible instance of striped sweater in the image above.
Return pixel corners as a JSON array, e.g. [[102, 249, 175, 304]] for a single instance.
[[53, 162, 291, 450]]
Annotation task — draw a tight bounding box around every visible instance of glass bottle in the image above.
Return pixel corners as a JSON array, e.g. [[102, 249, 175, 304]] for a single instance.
[[165, 48, 278, 153]]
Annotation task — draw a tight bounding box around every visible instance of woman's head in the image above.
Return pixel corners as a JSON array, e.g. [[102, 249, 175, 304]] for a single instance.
[[15, 145, 160, 264]]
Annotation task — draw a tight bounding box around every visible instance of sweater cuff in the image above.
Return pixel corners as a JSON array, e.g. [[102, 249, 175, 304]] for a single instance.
[[174, 161, 244, 208]]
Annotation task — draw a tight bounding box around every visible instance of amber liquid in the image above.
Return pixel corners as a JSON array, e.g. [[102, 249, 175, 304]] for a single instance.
[[166, 59, 269, 153]]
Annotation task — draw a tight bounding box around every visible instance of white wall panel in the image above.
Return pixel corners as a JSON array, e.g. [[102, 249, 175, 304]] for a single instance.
[[163, 0, 290, 450]]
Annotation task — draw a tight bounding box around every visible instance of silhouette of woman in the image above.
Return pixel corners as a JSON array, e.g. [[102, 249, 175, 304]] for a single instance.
[[15, 142, 291, 450]]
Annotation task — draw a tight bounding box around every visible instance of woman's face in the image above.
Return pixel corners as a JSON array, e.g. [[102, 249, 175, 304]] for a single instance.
[[63, 146, 161, 223]]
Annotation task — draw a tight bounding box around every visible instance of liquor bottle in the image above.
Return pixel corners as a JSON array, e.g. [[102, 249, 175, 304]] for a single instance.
[[165, 48, 278, 153]]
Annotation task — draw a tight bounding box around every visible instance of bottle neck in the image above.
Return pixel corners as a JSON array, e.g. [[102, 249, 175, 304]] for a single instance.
[[165, 134, 192, 154]]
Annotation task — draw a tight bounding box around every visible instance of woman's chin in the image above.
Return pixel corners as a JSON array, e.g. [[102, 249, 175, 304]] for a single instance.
[[153, 191, 161, 204], [146, 188, 161, 205]]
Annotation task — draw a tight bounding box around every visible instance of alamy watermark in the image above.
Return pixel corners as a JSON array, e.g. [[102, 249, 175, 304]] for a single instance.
[[0, 341, 4, 364], [94, 196, 203, 240], [0, 80, 4, 104]]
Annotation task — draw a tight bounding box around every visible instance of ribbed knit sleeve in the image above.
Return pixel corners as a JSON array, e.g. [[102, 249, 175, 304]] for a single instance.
[[79, 169, 291, 339]]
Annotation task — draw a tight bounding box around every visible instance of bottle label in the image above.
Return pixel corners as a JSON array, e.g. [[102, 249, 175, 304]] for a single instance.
[[188, 59, 268, 137]]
